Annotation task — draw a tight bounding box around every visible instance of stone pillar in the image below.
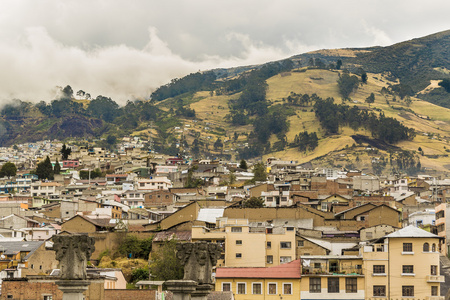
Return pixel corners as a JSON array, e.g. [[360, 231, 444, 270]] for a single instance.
[[55, 280, 90, 300], [165, 242, 221, 300], [52, 235, 95, 300], [165, 280, 197, 300]]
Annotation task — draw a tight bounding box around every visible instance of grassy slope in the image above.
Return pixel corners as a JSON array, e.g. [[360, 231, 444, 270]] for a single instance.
[[148, 67, 450, 171]]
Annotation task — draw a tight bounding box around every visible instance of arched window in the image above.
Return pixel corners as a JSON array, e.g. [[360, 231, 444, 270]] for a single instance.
[[423, 242, 430, 252], [432, 243, 436, 252]]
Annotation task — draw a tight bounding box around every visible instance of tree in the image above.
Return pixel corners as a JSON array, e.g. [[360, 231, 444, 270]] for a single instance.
[[336, 59, 342, 70], [239, 159, 248, 170], [35, 156, 54, 180], [0, 162, 17, 177], [242, 196, 265, 208], [365, 93, 375, 104], [213, 138, 223, 150], [337, 73, 359, 99], [106, 135, 117, 146], [405, 96, 412, 107], [118, 235, 153, 259], [53, 159, 61, 175], [61, 85, 73, 99], [60, 144, 72, 160], [149, 239, 184, 282], [252, 162, 267, 182], [361, 72, 368, 84]]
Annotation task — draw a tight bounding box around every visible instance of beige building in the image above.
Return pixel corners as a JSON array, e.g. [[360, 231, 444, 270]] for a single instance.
[[362, 225, 443, 299], [192, 217, 296, 267]]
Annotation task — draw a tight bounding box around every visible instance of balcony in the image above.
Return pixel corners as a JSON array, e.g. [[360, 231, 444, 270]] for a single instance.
[[426, 275, 445, 282]]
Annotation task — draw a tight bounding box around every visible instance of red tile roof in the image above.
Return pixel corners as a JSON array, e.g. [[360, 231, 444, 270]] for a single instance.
[[215, 259, 301, 279]]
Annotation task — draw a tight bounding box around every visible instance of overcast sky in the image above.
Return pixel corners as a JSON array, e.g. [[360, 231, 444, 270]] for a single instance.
[[1, 0, 450, 104]]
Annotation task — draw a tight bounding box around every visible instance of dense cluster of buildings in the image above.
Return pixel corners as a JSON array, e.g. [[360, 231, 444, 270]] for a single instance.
[[0, 140, 449, 299]]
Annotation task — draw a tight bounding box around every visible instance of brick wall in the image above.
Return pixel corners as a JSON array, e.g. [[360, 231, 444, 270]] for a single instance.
[[104, 289, 156, 300]]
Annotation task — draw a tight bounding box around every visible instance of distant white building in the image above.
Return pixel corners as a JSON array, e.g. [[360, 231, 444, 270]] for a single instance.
[[408, 209, 435, 227]]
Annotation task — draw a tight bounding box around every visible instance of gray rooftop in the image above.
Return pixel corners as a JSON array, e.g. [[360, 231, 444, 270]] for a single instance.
[[385, 225, 439, 238]]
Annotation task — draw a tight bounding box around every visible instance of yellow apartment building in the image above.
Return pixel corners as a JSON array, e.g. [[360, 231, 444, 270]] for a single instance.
[[192, 217, 296, 267], [362, 225, 444, 299]]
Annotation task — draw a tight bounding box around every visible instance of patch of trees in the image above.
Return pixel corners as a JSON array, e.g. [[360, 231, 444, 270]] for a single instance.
[[151, 71, 216, 101], [314, 97, 415, 144], [79, 168, 102, 180], [0, 162, 17, 177], [337, 72, 360, 99], [438, 79, 450, 92], [285, 92, 321, 106], [34, 156, 54, 180], [391, 150, 422, 175], [242, 197, 265, 208], [149, 239, 184, 283], [291, 131, 319, 152]]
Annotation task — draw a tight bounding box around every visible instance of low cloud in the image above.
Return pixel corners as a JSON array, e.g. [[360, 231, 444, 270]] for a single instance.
[[0, 27, 304, 105]]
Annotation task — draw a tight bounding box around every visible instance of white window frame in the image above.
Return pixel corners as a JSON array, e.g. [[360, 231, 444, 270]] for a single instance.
[[283, 283, 293, 295], [236, 282, 247, 295], [252, 282, 262, 294], [222, 282, 232, 292], [267, 282, 277, 295]]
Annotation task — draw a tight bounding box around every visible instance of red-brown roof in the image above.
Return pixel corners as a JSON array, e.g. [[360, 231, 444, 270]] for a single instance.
[[215, 259, 301, 279]]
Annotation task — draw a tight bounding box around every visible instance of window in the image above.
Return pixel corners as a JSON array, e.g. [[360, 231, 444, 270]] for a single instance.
[[373, 285, 386, 296], [7, 295, 13, 299], [346, 278, 357, 293], [373, 265, 385, 274], [432, 243, 436, 252], [267, 255, 273, 264], [402, 265, 414, 274], [222, 283, 231, 292], [237, 283, 246, 294], [236, 240, 242, 245], [402, 286, 414, 297], [268, 283, 277, 295], [286, 227, 294, 231], [423, 242, 430, 252], [267, 241, 271, 249], [266, 228, 273, 234], [283, 283, 292, 295], [359, 216, 366, 221], [328, 278, 339, 293], [366, 232, 373, 239], [309, 278, 321, 293], [280, 242, 291, 249], [43, 296, 53, 300], [432, 286, 438, 296], [403, 243, 413, 252], [231, 227, 242, 232], [298, 240, 304, 247], [280, 256, 291, 263], [314, 262, 321, 269], [252, 283, 262, 294], [236, 253, 242, 258], [431, 265, 438, 275]]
